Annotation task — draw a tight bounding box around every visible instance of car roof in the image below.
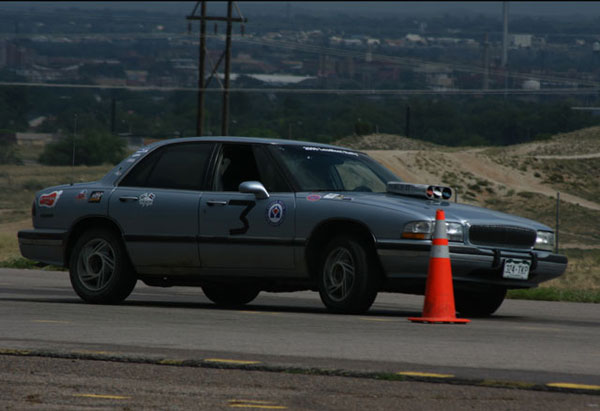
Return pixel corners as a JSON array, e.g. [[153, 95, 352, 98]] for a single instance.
[[146, 136, 362, 153]]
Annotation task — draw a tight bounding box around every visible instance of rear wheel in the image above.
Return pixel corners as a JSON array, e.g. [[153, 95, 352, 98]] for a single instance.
[[318, 236, 379, 314], [455, 286, 507, 317], [202, 284, 260, 307], [69, 228, 137, 304]]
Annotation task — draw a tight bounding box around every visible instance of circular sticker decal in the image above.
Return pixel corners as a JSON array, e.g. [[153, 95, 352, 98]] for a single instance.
[[307, 194, 321, 202], [265, 200, 286, 226]]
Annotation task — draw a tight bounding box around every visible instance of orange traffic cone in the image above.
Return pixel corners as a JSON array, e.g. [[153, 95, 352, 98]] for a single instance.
[[408, 209, 470, 324]]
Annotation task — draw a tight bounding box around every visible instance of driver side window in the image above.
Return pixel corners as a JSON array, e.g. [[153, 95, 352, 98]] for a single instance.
[[212, 144, 290, 192]]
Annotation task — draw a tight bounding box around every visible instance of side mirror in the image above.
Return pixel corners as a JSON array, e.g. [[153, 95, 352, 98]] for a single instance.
[[239, 181, 270, 200]]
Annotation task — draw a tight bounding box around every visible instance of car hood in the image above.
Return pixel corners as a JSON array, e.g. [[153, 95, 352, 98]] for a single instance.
[[346, 192, 552, 231]]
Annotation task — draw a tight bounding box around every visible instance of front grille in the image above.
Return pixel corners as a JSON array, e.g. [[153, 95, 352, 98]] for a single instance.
[[468, 225, 536, 249]]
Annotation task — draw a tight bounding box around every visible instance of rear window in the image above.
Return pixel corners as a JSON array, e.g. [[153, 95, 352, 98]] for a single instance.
[[120, 142, 214, 190]]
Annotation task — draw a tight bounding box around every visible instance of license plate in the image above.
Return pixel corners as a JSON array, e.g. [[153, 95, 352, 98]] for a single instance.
[[502, 259, 530, 280]]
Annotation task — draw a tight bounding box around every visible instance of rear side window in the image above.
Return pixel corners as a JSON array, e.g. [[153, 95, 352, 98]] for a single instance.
[[120, 142, 214, 190]]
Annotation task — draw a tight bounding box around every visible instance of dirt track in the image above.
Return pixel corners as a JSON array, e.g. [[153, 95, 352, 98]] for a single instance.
[[368, 149, 600, 212]]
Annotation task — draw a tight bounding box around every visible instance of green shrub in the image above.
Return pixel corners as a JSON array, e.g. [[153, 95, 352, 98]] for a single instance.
[[0, 141, 22, 165], [39, 130, 126, 166]]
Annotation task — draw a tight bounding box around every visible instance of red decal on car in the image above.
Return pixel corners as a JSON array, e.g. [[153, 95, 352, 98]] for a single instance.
[[39, 190, 63, 208], [75, 190, 87, 200]]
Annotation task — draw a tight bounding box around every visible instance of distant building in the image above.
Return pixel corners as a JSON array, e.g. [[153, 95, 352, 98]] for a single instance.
[[405, 34, 427, 46], [343, 39, 363, 47], [329, 36, 343, 46], [511, 34, 533, 48], [28, 116, 47, 129], [522, 79, 541, 90]]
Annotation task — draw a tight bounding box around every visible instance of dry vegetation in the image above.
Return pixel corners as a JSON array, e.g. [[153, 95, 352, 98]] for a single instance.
[[2, 130, 600, 292], [0, 161, 111, 261], [334, 133, 437, 151], [339, 127, 600, 291]]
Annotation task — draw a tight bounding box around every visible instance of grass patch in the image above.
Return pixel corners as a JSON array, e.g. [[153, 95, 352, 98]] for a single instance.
[[508, 287, 600, 303], [0, 163, 111, 225], [0, 257, 40, 269], [0, 257, 64, 271]]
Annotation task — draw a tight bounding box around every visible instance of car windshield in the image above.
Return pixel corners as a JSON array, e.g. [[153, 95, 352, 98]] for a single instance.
[[273, 145, 400, 192]]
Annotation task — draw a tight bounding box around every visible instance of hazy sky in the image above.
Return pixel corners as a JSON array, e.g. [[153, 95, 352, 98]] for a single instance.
[[1, 2, 600, 18]]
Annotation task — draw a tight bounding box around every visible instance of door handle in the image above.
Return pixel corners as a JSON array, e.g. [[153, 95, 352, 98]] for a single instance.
[[207, 200, 227, 206], [119, 196, 138, 202]]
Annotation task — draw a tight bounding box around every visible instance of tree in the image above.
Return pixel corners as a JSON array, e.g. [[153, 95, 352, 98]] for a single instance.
[[39, 129, 126, 166]]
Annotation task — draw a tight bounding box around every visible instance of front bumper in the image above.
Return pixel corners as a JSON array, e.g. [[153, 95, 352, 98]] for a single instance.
[[18, 229, 67, 267], [376, 240, 567, 289]]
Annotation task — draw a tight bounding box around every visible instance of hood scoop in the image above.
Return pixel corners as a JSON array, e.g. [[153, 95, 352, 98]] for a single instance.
[[387, 182, 453, 200]]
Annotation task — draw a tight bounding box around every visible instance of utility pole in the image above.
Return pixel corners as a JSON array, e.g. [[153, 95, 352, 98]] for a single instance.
[[502, 1, 509, 98], [502, 1, 509, 68], [222, 1, 233, 136], [482, 33, 490, 90], [197, 1, 207, 137], [186, 1, 246, 136]]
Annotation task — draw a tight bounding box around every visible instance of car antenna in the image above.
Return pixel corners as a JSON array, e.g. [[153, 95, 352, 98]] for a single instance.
[[71, 113, 78, 186]]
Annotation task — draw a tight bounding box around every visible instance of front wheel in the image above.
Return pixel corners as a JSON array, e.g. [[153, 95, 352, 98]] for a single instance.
[[318, 236, 379, 314], [69, 228, 137, 304], [202, 284, 260, 307], [455, 287, 507, 317]]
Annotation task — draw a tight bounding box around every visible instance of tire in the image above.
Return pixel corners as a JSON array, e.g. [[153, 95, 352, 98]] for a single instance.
[[69, 228, 137, 304], [202, 284, 260, 307], [455, 286, 507, 317], [318, 236, 379, 314]]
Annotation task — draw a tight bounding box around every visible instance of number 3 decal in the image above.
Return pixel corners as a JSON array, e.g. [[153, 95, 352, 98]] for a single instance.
[[228, 200, 256, 235]]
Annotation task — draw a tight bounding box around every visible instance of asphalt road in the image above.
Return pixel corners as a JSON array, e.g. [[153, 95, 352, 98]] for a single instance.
[[1, 268, 599, 405]]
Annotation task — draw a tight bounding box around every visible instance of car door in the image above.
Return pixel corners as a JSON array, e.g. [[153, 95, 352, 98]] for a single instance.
[[198, 143, 296, 273], [109, 141, 214, 273]]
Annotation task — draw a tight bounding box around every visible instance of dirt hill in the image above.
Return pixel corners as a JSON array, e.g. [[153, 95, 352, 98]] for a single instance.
[[335, 128, 600, 250]]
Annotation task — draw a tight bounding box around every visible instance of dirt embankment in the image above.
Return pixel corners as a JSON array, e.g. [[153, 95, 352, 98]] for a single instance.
[[337, 129, 600, 213]]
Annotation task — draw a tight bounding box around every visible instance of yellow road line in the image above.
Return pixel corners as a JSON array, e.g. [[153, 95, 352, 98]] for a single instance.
[[73, 394, 130, 400], [547, 382, 600, 391], [205, 358, 261, 365], [159, 359, 184, 365], [0, 349, 31, 355], [73, 350, 113, 355], [397, 371, 454, 378], [229, 400, 286, 409]]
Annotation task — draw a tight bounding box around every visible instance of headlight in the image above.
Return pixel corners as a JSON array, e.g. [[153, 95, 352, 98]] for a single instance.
[[535, 231, 555, 251], [402, 221, 464, 242], [402, 221, 433, 240], [446, 222, 464, 242]]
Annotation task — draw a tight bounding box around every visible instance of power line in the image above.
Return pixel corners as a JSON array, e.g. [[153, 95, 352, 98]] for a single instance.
[[0, 81, 597, 96]]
